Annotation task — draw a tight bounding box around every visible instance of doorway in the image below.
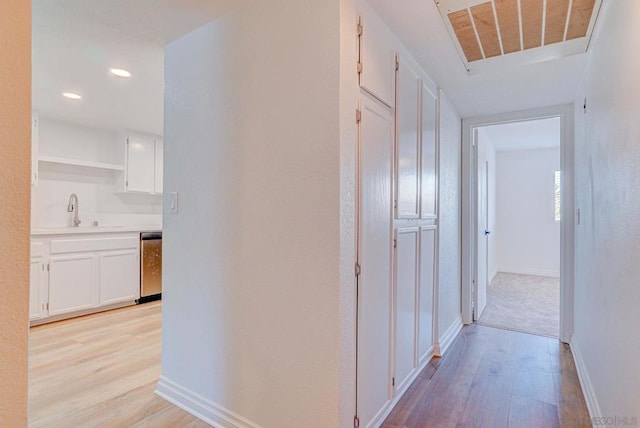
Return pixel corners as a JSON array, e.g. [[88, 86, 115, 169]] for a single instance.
[[473, 118, 561, 338], [461, 105, 574, 343]]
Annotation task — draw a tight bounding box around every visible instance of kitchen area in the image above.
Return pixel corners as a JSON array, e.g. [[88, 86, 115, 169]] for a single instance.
[[29, 1, 165, 326]]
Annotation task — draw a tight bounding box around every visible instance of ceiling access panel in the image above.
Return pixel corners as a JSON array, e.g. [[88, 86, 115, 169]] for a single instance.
[[435, 0, 603, 74]]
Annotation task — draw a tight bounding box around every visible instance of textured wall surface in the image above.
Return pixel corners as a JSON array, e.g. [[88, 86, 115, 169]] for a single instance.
[[0, 1, 31, 426], [573, 0, 640, 419], [162, 0, 344, 426], [437, 92, 462, 338]]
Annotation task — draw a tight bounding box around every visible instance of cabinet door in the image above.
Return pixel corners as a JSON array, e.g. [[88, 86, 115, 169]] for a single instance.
[[359, 12, 396, 107], [49, 254, 96, 316], [99, 250, 139, 305], [30, 257, 43, 320], [357, 95, 394, 428], [421, 86, 438, 218], [396, 58, 421, 218], [395, 228, 419, 393], [418, 227, 436, 364], [126, 135, 155, 193], [154, 138, 163, 195]]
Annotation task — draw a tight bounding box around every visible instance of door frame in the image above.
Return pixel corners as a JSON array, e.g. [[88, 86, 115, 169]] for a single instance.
[[461, 104, 574, 343]]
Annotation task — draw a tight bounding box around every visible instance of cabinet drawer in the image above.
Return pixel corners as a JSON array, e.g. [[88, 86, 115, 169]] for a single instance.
[[50, 236, 139, 254]]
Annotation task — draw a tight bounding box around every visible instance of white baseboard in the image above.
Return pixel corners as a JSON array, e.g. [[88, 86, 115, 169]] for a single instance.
[[498, 268, 560, 278], [435, 315, 463, 357], [156, 376, 261, 428], [570, 337, 601, 421]]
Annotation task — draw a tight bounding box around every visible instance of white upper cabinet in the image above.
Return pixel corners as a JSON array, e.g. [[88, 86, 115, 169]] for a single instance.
[[122, 133, 163, 195], [396, 58, 421, 219], [421, 86, 438, 219], [359, 12, 396, 108], [154, 138, 163, 195], [126, 134, 155, 193]]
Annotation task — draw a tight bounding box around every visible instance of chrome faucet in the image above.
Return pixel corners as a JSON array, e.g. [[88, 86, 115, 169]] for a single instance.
[[67, 193, 81, 227]]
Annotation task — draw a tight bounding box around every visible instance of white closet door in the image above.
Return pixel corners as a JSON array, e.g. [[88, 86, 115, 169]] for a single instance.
[[421, 86, 438, 218], [418, 227, 436, 364], [359, 12, 396, 107], [394, 227, 420, 393], [396, 58, 421, 219], [357, 95, 394, 428]]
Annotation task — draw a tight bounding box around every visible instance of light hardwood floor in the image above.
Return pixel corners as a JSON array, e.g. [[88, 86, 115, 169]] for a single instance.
[[29, 301, 210, 428], [30, 304, 590, 427], [382, 324, 591, 428]]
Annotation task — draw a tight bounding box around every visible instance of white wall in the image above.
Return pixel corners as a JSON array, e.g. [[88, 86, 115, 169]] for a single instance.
[[161, 0, 347, 426], [437, 92, 463, 339], [573, 0, 640, 419], [477, 128, 497, 282], [495, 148, 560, 277], [31, 117, 161, 227]]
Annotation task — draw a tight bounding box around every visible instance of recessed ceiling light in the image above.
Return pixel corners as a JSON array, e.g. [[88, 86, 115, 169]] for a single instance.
[[62, 92, 82, 100], [110, 68, 131, 78]]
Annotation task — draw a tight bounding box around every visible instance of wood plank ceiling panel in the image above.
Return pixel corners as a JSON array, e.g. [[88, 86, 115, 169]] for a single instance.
[[521, 0, 544, 50], [471, 2, 502, 58], [566, 0, 596, 40], [545, 0, 571, 45], [449, 9, 484, 62], [495, 0, 521, 54]]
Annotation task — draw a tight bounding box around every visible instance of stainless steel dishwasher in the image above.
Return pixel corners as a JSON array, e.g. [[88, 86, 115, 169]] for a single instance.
[[139, 232, 162, 303]]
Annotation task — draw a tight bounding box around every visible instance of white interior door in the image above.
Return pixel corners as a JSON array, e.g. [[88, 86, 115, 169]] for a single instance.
[[475, 157, 489, 320], [357, 95, 394, 428]]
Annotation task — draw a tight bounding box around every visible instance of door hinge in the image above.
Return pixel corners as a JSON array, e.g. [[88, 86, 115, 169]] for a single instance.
[[126, 180, 129, 188], [392, 376, 396, 387], [47, 263, 50, 272], [393, 238, 398, 249], [354, 415, 360, 428], [355, 263, 361, 277], [395, 55, 400, 71], [46, 302, 49, 311], [356, 109, 362, 124], [357, 61, 363, 74], [357, 18, 363, 37]]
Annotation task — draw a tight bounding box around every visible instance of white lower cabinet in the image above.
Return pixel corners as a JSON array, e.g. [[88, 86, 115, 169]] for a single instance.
[[99, 250, 139, 305], [29, 242, 47, 320], [29, 233, 141, 323], [418, 227, 436, 363], [394, 228, 420, 393], [49, 253, 96, 316]]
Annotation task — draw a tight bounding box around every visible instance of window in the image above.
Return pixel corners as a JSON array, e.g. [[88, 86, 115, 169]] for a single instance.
[[554, 171, 561, 222]]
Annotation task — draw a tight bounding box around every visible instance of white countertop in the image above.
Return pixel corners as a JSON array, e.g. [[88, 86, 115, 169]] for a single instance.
[[31, 225, 162, 236]]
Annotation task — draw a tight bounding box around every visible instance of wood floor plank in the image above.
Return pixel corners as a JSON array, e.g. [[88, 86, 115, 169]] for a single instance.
[[28, 302, 210, 428], [508, 395, 559, 428]]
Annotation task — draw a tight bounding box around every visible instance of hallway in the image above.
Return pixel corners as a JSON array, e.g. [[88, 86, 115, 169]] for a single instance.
[[382, 325, 590, 428]]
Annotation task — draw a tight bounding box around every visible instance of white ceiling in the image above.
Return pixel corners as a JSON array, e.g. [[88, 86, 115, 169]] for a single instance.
[[367, 0, 590, 118], [481, 117, 561, 152], [32, 0, 245, 135]]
